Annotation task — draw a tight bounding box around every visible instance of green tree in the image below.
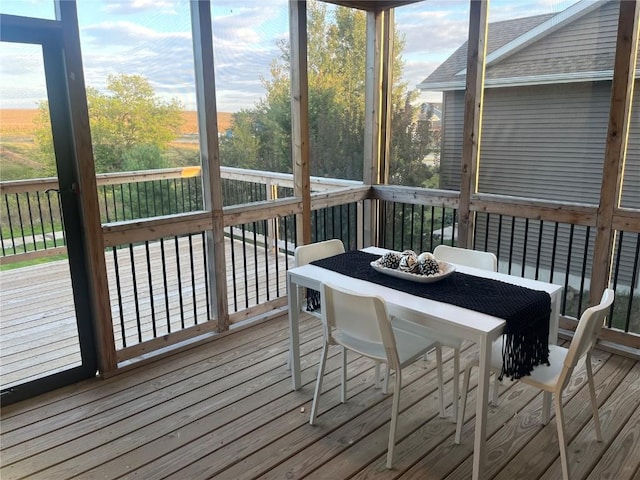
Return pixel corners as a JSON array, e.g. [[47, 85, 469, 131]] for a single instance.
[[221, 1, 438, 187], [34, 73, 184, 173], [389, 97, 440, 187]]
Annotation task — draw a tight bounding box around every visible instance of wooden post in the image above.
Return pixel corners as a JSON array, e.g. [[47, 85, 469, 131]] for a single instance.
[[290, 0, 312, 246], [591, 0, 639, 305], [55, 1, 117, 374], [458, 0, 488, 249], [191, 0, 229, 331], [363, 10, 384, 247]]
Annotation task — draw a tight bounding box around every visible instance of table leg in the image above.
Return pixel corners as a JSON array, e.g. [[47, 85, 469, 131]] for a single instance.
[[287, 274, 302, 390], [473, 335, 490, 480], [542, 291, 561, 423]]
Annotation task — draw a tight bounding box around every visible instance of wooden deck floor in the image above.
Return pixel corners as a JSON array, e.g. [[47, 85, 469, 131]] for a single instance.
[[1, 313, 639, 480], [0, 236, 290, 388]]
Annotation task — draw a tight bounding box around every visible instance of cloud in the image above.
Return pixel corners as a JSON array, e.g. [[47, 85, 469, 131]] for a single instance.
[[102, 0, 178, 15]]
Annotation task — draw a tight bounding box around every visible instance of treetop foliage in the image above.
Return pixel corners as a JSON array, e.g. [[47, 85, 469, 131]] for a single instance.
[[35, 73, 184, 173], [220, 0, 439, 187]]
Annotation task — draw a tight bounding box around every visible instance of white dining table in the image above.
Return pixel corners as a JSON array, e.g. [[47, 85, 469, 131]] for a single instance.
[[287, 246, 563, 480]]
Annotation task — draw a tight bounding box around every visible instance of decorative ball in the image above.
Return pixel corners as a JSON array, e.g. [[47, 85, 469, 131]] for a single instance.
[[418, 257, 441, 276], [398, 252, 418, 271], [378, 252, 401, 269], [417, 252, 435, 262]]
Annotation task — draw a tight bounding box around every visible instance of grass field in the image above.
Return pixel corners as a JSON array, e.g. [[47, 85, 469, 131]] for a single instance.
[[0, 109, 233, 137], [0, 109, 234, 180]]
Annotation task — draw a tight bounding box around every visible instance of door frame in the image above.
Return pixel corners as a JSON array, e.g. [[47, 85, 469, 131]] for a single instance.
[[0, 13, 104, 405]]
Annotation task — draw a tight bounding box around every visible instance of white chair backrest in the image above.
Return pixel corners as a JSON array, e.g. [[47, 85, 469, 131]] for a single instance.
[[294, 239, 345, 267], [565, 288, 615, 369], [320, 282, 398, 365], [433, 244, 497, 272]]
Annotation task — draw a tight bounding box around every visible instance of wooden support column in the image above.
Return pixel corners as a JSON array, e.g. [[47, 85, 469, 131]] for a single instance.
[[290, 0, 312, 246], [55, 1, 117, 374], [458, 0, 488, 249], [191, 0, 229, 331], [363, 10, 384, 247], [591, 0, 639, 305]]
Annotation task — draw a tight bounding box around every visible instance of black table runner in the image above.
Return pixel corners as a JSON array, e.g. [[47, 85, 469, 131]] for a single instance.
[[310, 250, 551, 379]]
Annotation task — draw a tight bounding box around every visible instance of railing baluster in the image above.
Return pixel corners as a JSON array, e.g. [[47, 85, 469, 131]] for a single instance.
[[577, 226, 591, 316], [4, 194, 16, 254], [241, 224, 249, 309], [47, 191, 58, 247], [145, 240, 157, 337], [188, 234, 197, 325], [624, 233, 639, 332], [230, 224, 238, 311], [562, 224, 576, 316], [522, 218, 529, 277], [36, 191, 46, 249], [263, 219, 270, 301], [174, 235, 185, 329], [550, 222, 559, 284], [508, 216, 516, 275], [535, 220, 544, 280], [202, 231, 211, 321], [26, 192, 36, 250], [253, 221, 259, 304], [129, 243, 142, 342], [112, 246, 126, 348], [274, 217, 281, 297], [496, 214, 503, 266], [15, 193, 27, 253], [160, 238, 171, 333]]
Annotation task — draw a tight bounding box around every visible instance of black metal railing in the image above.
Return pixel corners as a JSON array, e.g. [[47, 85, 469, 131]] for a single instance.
[[378, 200, 638, 335], [107, 232, 211, 349]]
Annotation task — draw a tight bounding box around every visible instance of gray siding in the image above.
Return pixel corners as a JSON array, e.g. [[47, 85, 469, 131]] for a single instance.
[[440, 82, 639, 208], [489, 1, 620, 79], [479, 82, 611, 204], [440, 90, 464, 191], [438, 84, 639, 288]]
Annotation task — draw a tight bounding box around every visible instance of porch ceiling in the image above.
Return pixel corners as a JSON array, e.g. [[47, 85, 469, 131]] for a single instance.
[[321, 0, 423, 11]]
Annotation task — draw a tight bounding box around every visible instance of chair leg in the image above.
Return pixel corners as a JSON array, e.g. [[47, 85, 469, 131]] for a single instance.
[[386, 370, 402, 469], [310, 341, 329, 425], [455, 363, 472, 444], [383, 363, 391, 395], [554, 393, 570, 480], [341, 346, 347, 403], [452, 348, 460, 422], [542, 392, 552, 425], [436, 346, 445, 418], [585, 357, 603, 441]]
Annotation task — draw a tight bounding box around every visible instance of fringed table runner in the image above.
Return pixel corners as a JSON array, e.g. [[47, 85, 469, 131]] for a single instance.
[[310, 250, 551, 379]]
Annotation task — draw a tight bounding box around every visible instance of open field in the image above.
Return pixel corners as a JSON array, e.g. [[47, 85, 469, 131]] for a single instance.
[[0, 109, 233, 138], [0, 109, 234, 180]]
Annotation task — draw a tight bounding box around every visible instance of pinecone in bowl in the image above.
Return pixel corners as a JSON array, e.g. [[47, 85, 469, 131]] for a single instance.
[[378, 252, 401, 269], [418, 257, 441, 276]]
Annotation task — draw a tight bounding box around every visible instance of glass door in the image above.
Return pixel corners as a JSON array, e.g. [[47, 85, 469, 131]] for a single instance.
[[0, 17, 98, 405]]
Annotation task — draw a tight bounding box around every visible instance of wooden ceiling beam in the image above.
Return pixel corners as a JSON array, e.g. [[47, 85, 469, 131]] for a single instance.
[[319, 0, 422, 12]]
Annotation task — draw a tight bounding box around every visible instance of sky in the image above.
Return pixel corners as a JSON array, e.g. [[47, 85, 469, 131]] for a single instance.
[[0, 0, 581, 112]]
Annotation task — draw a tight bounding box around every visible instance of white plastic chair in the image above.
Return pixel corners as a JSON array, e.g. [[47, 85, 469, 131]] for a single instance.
[[433, 244, 497, 271], [294, 239, 345, 315], [289, 239, 346, 369], [455, 288, 615, 480], [309, 282, 442, 469], [391, 245, 498, 422], [294, 239, 345, 269]]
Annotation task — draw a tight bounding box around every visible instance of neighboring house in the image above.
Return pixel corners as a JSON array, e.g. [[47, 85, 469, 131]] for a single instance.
[[418, 0, 639, 291]]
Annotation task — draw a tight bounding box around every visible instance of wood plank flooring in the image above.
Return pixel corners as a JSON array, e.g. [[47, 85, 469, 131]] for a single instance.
[[2, 313, 639, 480], [0, 236, 290, 388]]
